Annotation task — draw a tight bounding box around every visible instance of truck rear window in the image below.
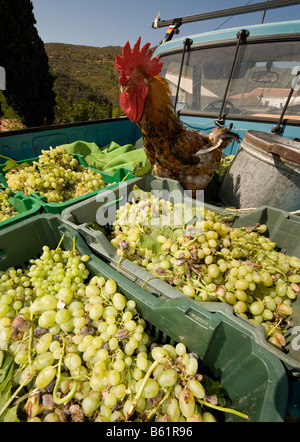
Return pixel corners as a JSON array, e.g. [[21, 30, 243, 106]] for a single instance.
[[160, 40, 300, 122]]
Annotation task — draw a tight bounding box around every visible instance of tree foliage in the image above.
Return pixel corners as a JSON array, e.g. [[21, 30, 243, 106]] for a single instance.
[[0, 0, 56, 127], [45, 43, 124, 123]]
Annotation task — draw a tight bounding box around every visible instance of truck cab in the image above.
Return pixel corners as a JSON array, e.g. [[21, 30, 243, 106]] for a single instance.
[[153, 19, 300, 157]]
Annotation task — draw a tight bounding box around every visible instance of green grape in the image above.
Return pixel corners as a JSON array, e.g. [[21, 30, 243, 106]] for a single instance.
[[104, 279, 117, 296], [262, 309, 273, 321], [290, 256, 300, 269], [65, 353, 82, 371], [35, 365, 56, 389], [136, 356, 148, 371], [207, 264, 220, 279], [263, 296, 277, 312], [175, 343, 186, 356], [202, 411, 217, 422], [85, 285, 100, 297], [235, 290, 248, 302], [58, 287, 73, 304], [107, 369, 121, 386], [108, 337, 119, 351], [158, 368, 178, 387], [152, 346, 170, 362], [113, 358, 126, 372], [68, 301, 85, 317], [15, 350, 28, 365], [38, 310, 56, 328], [55, 308, 71, 325], [275, 283, 287, 297], [235, 279, 249, 291], [182, 285, 195, 298], [140, 378, 159, 399], [112, 292, 127, 311], [179, 389, 195, 418], [133, 367, 143, 381], [60, 317, 74, 332], [188, 379, 206, 399], [166, 398, 181, 422], [233, 301, 248, 314], [288, 274, 300, 284], [125, 319, 137, 332], [33, 352, 55, 371], [89, 303, 104, 320], [249, 300, 264, 316], [104, 392, 117, 409], [82, 391, 101, 416], [114, 383, 127, 400], [185, 357, 198, 376]]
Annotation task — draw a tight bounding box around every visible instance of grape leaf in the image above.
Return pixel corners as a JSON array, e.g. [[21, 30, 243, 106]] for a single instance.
[[139, 228, 163, 255], [0, 352, 20, 422], [133, 165, 151, 177], [2, 159, 30, 173], [0, 353, 14, 386], [0, 353, 14, 396], [201, 375, 226, 407], [0, 404, 20, 422], [2, 159, 18, 172], [162, 226, 184, 241]]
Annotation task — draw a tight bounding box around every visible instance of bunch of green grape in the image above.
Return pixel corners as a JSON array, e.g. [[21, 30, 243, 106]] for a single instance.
[[5, 147, 109, 203], [0, 241, 247, 422], [0, 188, 19, 222], [110, 195, 300, 350]]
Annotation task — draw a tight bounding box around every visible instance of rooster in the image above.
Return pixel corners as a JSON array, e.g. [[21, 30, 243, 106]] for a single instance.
[[114, 37, 239, 192]]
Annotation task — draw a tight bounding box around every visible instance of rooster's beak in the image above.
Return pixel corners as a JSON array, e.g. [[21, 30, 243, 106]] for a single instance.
[[120, 85, 132, 94]]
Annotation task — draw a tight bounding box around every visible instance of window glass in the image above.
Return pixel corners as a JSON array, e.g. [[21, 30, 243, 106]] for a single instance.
[[160, 41, 300, 120]]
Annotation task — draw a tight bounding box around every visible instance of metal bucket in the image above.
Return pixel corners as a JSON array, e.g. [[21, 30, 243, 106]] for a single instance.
[[219, 130, 300, 212]]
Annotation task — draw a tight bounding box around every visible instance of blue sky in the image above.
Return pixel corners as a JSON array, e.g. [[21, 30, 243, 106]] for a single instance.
[[31, 0, 300, 48]]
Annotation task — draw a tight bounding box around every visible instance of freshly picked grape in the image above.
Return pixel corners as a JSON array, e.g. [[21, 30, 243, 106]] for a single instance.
[[0, 239, 247, 422], [4, 146, 111, 203], [108, 188, 299, 350], [0, 188, 19, 222]]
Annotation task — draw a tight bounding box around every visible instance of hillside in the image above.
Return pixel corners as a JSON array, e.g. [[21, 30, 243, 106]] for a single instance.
[[45, 43, 123, 118]]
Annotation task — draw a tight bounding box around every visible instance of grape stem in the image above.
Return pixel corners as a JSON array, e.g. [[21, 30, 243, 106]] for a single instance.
[[146, 386, 172, 421], [0, 371, 35, 417], [117, 251, 124, 272], [55, 234, 65, 252], [72, 236, 77, 255], [198, 399, 248, 419], [53, 338, 78, 405], [121, 171, 134, 182], [126, 359, 159, 421], [28, 315, 34, 373], [0, 154, 18, 164]]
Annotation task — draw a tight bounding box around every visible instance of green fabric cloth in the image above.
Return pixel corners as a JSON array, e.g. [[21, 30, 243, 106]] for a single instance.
[[60, 140, 151, 175]]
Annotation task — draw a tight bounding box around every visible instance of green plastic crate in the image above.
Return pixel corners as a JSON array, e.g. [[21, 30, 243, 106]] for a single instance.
[[0, 154, 133, 214], [0, 213, 289, 422], [61, 175, 300, 372], [0, 189, 42, 230]]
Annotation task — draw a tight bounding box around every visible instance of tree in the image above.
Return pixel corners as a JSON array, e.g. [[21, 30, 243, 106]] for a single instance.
[[0, 0, 56, 127]]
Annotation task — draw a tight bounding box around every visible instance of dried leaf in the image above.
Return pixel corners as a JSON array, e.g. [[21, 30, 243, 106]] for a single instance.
[[115, 328, 129, 340], [291, 283, 300, 293], [275, 332, 286, 347]]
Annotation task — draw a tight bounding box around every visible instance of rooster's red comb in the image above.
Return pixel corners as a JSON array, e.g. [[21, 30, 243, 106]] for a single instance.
[[114, 37, 162, 78]]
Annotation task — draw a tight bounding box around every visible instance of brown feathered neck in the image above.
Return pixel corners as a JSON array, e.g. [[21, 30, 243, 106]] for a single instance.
[[138, 75, 183, 137]]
